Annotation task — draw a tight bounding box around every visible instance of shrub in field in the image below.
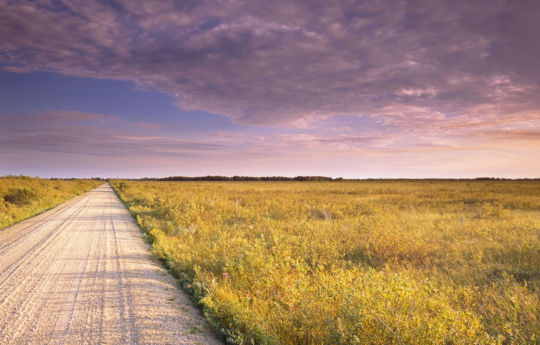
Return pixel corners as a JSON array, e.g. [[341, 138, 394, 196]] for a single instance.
[[112, 180, 539, 345], [3, 188, 37, 206]]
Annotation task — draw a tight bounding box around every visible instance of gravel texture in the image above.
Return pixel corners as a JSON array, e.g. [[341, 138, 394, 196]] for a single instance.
[[0, 183, 222, 345]]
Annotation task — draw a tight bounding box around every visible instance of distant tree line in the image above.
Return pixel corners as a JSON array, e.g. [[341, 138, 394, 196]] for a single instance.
[[129, 176, 540, 182], [140, 175, 344, 182]]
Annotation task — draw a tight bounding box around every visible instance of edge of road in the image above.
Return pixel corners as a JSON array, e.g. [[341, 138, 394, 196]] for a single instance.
[[107, 180, 226, 343]]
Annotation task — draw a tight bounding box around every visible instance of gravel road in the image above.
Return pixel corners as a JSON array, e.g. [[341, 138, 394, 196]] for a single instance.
[[0, 183, 222, 345]]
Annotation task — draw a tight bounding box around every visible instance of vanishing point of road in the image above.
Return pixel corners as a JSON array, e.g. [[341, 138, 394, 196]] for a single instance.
[[0, 184, 221, 345]]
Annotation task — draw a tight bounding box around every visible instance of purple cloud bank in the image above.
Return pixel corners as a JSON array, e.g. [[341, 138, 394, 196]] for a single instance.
[[1, 0, 539, 128]]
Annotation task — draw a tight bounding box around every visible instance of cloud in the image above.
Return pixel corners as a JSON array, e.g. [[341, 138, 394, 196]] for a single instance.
[[1, 0, 539, 129], [0, 111, 221, 156], [2, 110, 539, 178], [0, 111, 120, 126], [470, 129, 540, 146]]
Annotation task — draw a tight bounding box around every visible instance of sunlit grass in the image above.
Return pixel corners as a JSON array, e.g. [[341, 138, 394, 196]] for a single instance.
[[111, 180, 539, 344], [0, 175, 102, 229]]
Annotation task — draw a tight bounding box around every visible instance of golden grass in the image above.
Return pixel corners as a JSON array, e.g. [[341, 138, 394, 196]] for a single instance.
[[0, 175, 102, 229], [111, 180, 539, 344]]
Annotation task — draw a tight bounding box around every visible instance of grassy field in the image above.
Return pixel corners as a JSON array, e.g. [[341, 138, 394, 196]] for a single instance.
[[110, 180, 539, 345], [0, 175, 102, 229]]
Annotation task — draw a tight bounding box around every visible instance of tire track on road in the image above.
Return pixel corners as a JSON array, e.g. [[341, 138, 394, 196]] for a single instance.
[[0, 184, 222, 345]]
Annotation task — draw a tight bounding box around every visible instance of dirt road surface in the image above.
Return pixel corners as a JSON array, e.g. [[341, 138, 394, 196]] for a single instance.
[[0, 184, 222, 345]]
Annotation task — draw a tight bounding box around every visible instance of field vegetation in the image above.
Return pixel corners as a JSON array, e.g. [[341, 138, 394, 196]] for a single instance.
[[0, 175, 102, 229], [111, 180, 539, 345]]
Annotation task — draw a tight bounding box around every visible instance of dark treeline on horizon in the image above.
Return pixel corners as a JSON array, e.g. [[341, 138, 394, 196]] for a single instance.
[[140, 175, 341, 182], [134, 176, 540, 182], [2, 175, 539, 181]]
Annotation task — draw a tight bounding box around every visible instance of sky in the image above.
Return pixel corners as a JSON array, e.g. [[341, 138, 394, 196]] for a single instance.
[[1, 0, 539, 178]]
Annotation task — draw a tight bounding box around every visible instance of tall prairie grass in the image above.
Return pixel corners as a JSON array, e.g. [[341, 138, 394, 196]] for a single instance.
[[111, 180, 539, 344], [0, 175, 101, 229]]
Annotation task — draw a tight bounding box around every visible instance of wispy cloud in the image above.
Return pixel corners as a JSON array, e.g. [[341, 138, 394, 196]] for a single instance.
[[0, 111, 221, 156], [0, 111, 120, 125]]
